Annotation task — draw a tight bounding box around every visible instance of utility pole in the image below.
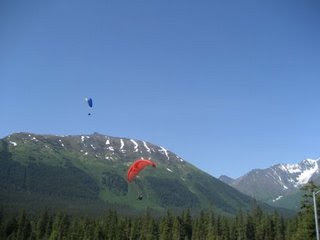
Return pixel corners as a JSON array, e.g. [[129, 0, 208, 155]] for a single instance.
[[313, 190, 320, 240]]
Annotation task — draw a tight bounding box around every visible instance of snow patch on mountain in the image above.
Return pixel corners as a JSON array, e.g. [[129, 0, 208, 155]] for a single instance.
[[273, 196, 283, 202], [120, 139, 124, 149], [304, 159, 318, 164], [175, 155, 184, 162], [130, 139, 139, 152], [143, 141, 151, 153], [9, 141, 17, 146], [107, 146, 114, 151], [272, 158, 320, 188], [120, 139, 126, 153], [225, 157, 320, 206], [297, 160, 319, 185], [59, 139, 64, 147], [280, 164, 301, 173], [159, 146, 169, 160]]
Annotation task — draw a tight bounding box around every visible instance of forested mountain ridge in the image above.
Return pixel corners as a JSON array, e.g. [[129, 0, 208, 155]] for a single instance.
[[0, 132, 285, 216]]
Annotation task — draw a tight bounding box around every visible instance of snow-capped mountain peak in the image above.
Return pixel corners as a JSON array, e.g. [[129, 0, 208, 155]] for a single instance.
[[219, 157, 320, 208], [276, 158, 320, 187]]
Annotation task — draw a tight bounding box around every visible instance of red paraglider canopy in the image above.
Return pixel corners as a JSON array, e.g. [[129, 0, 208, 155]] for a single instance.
[[127, 159, 156, 182]]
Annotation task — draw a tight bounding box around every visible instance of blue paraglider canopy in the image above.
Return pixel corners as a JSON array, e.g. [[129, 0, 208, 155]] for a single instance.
[[85, 97, 93, 108], [85, 97, 93, 115]]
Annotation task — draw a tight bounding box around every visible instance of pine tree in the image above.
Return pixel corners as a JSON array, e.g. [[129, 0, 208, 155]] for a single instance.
[[159, 211, 172, 240], [0, 206, 3, 235], [214, 215, 222, 239], [44, 214, 53, 239], [114, 218, 126, 240], [261, 215, 274, 240], [235, 210, 246, 240], [68, 219, 81, 240], [49, 212, 70, 240], [294, 182, 318, 240], [273, 211, 285, 240], [36, 209, 49, 240], [16, 210, 31, 240], [131, 218, 142, 240], [181, 209, 192, 240], [105, 210, 118, 240], [172, 216, 181, 240], [142, 212, 158, 240], [5, 217, 18, 239], [191, 218, 200, 240], [245, 214, 255, 240], [201, 210, 210, 239], [122, 217, 132, 240], [229, 219, 237, 240], [220, 217, 230, 240], [206, 211, 216, 240], [140, 209, 154, 240], [285, 217, 298, 240], [93, 221, 104, 240]]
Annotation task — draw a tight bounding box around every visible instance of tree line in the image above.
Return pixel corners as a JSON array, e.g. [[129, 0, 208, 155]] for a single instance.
[[0, 182, 319, 240]]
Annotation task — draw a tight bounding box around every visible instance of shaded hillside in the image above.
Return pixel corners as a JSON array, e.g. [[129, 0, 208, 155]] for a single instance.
[[0, 132, 287, 216]]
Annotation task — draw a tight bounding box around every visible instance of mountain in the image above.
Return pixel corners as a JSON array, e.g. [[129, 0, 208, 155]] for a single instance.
[[219, 158, 320, 210], [0, 132, 276, 216], [218, 175, 235, 185]]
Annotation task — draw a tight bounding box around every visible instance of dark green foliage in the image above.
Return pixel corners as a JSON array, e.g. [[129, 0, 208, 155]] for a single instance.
[[16, 210, 31, 239], [146, 176, 199, 208], [194, 172, 255, 215], [0, 205, 313, 240], [101, 171, 128, 195], [291, 182, 318, 240], [0, 157, 99, 200], [0, 133, 279, 216], [0, 141, 12, 161], [181, 209, 192, 240], [159, 211, 173, 240], [4, 217, 18, 239], [27, 161, 99, 199], [36, 209, 48, 239]]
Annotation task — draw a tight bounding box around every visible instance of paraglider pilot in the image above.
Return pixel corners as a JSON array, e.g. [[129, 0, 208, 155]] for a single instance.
[[137, 194, 143, 200], [127, 159, 156, 201]]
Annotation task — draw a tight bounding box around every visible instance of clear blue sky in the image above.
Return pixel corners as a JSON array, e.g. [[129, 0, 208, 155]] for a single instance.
[[1, 0, 320, 178]]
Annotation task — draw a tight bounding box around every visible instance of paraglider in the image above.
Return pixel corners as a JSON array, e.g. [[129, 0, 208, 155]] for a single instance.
[[127, 159, 156, 200], [127, 159, 156, 182], [85, 97, 93, 115], [137, 194, 143, 201]]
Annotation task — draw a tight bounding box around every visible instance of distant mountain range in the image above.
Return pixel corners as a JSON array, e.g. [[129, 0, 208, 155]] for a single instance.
[[219, 158, 320, 210], [0, 132, 283, 216]]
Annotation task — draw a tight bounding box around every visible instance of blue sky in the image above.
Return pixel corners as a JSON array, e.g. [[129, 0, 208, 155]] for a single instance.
[[1, 0, 320, 178]]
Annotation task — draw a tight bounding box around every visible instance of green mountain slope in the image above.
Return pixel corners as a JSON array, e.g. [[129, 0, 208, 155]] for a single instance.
[[0, 132, 286, 216]]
